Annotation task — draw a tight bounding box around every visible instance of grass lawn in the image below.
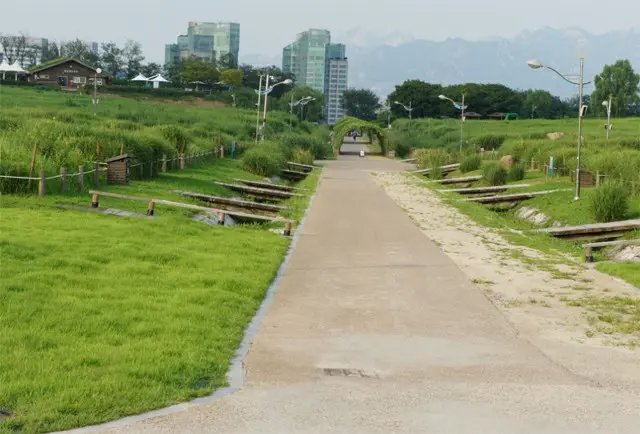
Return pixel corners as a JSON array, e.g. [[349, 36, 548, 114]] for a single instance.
[[597, 262, 640, 288], [0, 159, 315, 433]]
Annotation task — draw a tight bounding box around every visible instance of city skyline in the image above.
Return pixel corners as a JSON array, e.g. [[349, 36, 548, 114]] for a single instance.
[[2, 0, 639, 65]]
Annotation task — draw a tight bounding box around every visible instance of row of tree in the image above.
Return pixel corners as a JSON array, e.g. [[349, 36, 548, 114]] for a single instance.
[[341, 59, 640, 122]]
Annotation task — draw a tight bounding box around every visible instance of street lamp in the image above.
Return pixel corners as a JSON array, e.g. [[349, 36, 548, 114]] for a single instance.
[[289, 96, 314, 129], [93, 68, 102, 116], [299, 97, 316, 121], [602, 95, 612, 141], [260, 77, 293, 141], [439, 93, 468, 154], [527, 57, 592, 200], [393, 100, 413, 119]]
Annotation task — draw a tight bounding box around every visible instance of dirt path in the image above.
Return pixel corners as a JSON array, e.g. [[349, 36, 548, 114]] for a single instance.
[[374, 171, 640, 389]]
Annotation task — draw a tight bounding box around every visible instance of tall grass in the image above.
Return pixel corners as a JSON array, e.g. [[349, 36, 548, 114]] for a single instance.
[[0, 86, 328, 192]]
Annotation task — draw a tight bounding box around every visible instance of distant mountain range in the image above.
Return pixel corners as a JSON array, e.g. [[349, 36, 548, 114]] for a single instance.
[[240, 27, 640, 99]]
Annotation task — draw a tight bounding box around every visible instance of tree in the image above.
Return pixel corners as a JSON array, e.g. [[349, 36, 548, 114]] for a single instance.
[[219, 68, 243, 86], [217, 53, 237, 70], [0, 34, 27, 64], [123, 40, 145, 79], [592, 59, 640, 117], [43, 41, 60, 62], [141, 62, 162, 78], [100, 41, 124, 77], [60, 39, 90, 60], [181, 57, 219, 83], [387, 80, 444, 118], [342, 89, 381, 121], [521, 90, 555, 119]]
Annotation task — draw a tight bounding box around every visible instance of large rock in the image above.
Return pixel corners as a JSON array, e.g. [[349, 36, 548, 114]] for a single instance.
[[547, 132, 565, 140], [499, 155, 515, 168]]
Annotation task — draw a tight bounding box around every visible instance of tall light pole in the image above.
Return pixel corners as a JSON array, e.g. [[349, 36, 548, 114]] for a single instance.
[[255, 74, 265, 143], [394, 100, 413, 119], [602, 94, 612, 141], [261, 77, 293, 141], [527, 58, 592, 200], [93, 68, 102, 116], [289, 96, 314, 129], [439, 93, 468, 154], [299, 97, 315, 121]]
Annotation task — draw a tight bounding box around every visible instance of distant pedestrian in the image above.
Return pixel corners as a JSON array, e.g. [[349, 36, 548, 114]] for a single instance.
[[352, 130, 358, 142]]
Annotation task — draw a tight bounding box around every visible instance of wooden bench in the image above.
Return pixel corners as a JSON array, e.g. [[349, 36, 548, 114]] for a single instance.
[[465, 189, 567, 205], [280, 169, 309, 181], [287, 161, 319, 172], [537, 219, 640, 242], [583, 239, 640, 262], [214, 182, 303, 201], [88, 190, 294, 235], [174, 190, 288, 214], [233, 178, 308, 192]]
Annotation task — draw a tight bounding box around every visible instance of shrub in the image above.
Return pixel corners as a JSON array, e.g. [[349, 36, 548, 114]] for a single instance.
[[508, 163, 526, 182], [589, 180, 630, 223], [241, 143, 286, 177], [292, 147, 314, 165], [474, 134, 507, 150], [413, 148, 452, 170], [460, 154, 482, 173], [482, 162, 508, 186]]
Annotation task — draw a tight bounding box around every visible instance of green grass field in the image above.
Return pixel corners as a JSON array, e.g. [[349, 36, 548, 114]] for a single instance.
[[0, 155, 318, 432], [0, 86, 331, 193]]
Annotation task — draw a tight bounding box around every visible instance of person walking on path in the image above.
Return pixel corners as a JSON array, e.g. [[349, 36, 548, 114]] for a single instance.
[[352, 130, 358, 143]]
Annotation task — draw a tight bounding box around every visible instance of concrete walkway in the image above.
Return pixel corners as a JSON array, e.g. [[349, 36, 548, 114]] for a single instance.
[[99, 155, 638, 433]]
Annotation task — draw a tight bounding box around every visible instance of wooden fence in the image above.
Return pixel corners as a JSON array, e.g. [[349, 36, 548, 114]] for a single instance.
[[0, 145, 226, 197]]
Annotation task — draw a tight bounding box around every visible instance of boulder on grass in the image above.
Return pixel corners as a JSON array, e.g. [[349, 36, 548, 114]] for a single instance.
[[499, 155, 515, 168], [547, 132, 565, 140]]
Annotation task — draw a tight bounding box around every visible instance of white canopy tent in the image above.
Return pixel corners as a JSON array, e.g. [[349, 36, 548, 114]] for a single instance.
[[131, 73, 149, 82], [149, 74, 169, 89], [0, 60, 27, 80], [189, 80, 205, 91]]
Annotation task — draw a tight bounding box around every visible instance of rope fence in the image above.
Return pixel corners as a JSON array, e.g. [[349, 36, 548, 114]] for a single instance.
[[0, 147, 224, 197]]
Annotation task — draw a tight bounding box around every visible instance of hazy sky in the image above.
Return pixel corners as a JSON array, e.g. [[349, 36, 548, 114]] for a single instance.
[[2, 0, 639, 63]]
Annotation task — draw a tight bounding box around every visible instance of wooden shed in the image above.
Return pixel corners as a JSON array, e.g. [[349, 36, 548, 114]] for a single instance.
[[106, 154, 132, 185]]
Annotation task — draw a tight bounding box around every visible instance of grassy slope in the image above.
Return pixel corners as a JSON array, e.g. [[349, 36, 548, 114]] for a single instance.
[[0, 159, 314, 433], [429, 162, 640, 285]]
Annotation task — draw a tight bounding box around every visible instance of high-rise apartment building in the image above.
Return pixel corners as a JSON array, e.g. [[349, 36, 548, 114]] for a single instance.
[[324, 43, 348, 125], [282, 29, 348, 125], [164, 21, 240, 67]]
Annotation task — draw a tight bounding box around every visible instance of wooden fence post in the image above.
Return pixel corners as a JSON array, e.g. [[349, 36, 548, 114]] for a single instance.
[[149, 160, 153, 178], [28, 143, 38, 190], [78, 165, 84, 193], [596, 171, 600, 187], [38, 169, 46, 197], [60, 167, 68, 193], [92, 163, 100, 188], [162, 154, 167, 173], [139, 163, 144, 178]]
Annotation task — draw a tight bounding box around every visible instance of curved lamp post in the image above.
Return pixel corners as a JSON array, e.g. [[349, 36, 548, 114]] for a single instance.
[[527, 58, 592, 200], [439, 93, 468, 153], [259, 77, 293, 141], [299, 97, 316, 121], [602, 95, 612, 141], [93, 68, 102, 116], [289, 96, 314, 128], [393, 100, 413, 119]]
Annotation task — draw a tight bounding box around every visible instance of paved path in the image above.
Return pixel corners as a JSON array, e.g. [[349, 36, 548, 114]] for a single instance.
[[340, 136, 372, 154], [97, 155, 638, 433]]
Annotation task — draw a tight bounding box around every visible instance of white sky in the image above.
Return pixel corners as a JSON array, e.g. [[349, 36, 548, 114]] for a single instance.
[[2, 0, 639, 63]]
